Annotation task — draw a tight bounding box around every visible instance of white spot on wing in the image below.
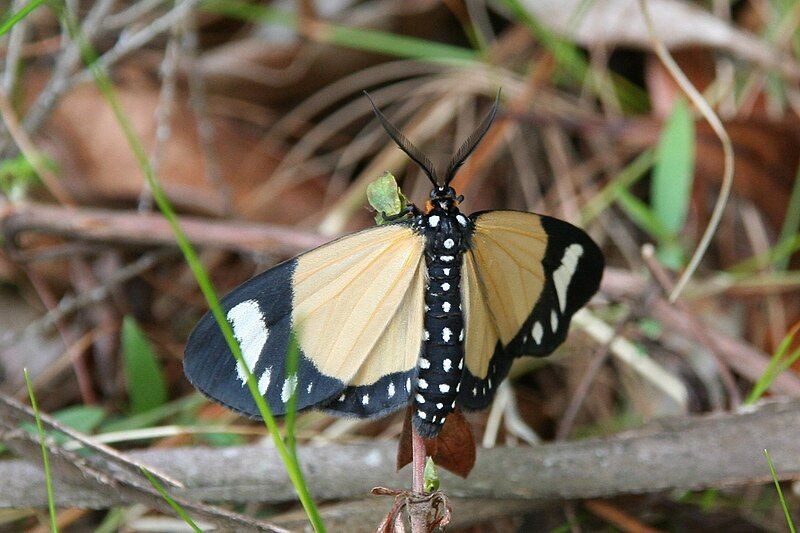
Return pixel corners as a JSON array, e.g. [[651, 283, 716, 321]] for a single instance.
[[459, 329, 464, 341], [416, 393, 426, 403], [406, 378, 411, 392], [456, 214, 467, 226], [418, 410, 427, 419], [436, 402, 443, 409], [458, 358, 463, 369], [307, 381, 313, 394], [362, 394, 370, 405], [228, 300, 269, 385], [441, 282, 451, 291], [443, 358, 452, 372], [553, 244, 584, 312], [439, 384, 450, 393], [419, 358, 431, 369], [338, 393, 345, 402], [551, 310, 559, 332], [424, 330, 430, 341], [418, 378, 428, 389], [442, 327, 452, 342], [443, 268, 450, 275], [428, 215, 440, 227], [532, 321, 543, 344], [258, 366, 272, 395], [440, 255, 454, 262], [442, 302, 451, 313], [281, 374, 297, 403], [388, 382, 395, 397]]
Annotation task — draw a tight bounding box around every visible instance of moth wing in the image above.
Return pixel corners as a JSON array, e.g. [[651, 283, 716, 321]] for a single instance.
[[321, 259, 427, 418], [184, 222, 426, 418], [459, 210, 603, 409]]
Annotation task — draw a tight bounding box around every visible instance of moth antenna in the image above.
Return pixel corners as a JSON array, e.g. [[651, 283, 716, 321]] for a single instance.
[[364, 91, 440, 187], [444, 90, 501, 185]]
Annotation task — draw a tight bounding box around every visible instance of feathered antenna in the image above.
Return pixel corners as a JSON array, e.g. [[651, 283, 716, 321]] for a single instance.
[[364, 91, 440, 187], [443, 90, 501, 185]]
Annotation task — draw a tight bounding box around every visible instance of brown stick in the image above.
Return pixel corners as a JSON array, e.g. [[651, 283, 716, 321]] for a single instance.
[[411, 427, 426, 533], [601, 267, 800, 396], [0, 201, 332, 257], [4, 399, 800, 508]]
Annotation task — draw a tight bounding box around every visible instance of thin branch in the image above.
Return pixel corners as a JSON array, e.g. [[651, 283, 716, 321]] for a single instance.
[[1, 201, 331, 257], [4, 399, 800, 507], [636, 0, 735, 303]]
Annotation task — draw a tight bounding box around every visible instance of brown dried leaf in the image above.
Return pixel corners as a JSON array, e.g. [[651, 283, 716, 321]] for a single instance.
[[397, 408, 476, 478], [521, 0, 797, 77]]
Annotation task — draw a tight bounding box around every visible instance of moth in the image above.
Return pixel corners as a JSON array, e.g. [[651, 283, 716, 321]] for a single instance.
[[184, 93, 604, 439]]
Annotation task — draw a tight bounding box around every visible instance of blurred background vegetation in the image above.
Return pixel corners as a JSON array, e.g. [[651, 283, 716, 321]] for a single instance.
[[1, 0, 800, 531]]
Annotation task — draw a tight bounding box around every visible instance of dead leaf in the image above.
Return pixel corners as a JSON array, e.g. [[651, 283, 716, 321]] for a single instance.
[[397, 407, 476, 478], [520, 0, 798, 78]]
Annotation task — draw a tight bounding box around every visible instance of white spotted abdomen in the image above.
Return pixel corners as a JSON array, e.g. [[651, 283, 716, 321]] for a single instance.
[[413, 249, 464, 438]]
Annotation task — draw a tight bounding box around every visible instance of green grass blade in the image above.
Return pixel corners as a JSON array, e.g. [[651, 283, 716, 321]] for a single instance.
[[617, 189, 673, 242], [24, 368, 58, 533], [0, 0, 47, 37], [764, 449, 797, 533], [121, 316, 168, 414], [581, 149, 656, 224], [651, 97, 695, 269], [745, 324, 800, 405], [58, 8, 325, 530], [202, 0, 478, 63], [283, 333, 301, 455], [776, 164, 800, 270], [141, 467, 202, 533]]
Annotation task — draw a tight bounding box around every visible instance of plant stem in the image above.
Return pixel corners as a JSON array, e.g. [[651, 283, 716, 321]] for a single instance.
[[412, 427, 426, 494], [411, 426, 426, 533]]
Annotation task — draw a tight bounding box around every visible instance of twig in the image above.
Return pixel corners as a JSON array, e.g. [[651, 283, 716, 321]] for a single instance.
[[636, 0, 734, 303], [10, 0, 117, 151], [0, 250, 169, 348], [572, 309, 689, 407], [5, 399, 800, 507], [0, 424, 283, 532], [641, 244, 742, 408], [601, 268, 800, 396], [139, 22, 182, 212], [1, 201, 331, 256], [556, 307, 634, 441], [71, 0, 203, 87], [183, 9, 230, 212], [0, 90, 75, 205], [275, 497, 535, 532], [0, 390, 183, 485], [1, 0, 27, 94], [410, 427, 426, 532], [584, 500, 663, 533]]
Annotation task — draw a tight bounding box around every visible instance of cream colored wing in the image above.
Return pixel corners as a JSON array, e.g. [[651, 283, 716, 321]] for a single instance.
[[293, 223, 426, 383], [459, 210, 604, 410], [185, 221, 426, 419], [467, 210, 547, 346]]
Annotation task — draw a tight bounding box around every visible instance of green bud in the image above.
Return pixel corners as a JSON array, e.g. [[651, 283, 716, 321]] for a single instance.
[[423, 457, 440, 493], [366, 172, 408, 225]]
